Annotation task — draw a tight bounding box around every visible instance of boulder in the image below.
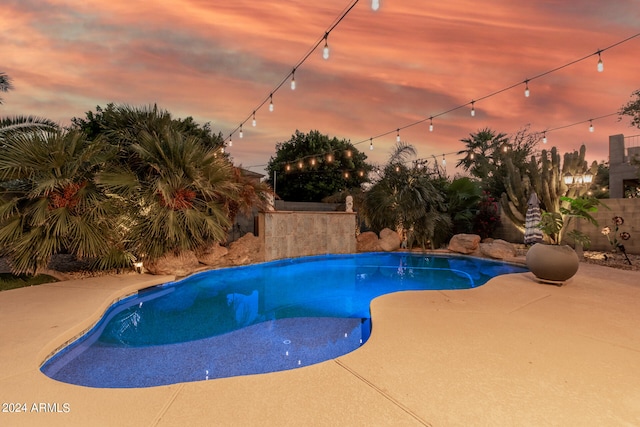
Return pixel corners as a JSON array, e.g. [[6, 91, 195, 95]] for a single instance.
[[356, 231, 381, 252], [448, 234, 481, 254], [480, 239, 517, 260], [379, 228, 402, 252], [197, 242, 229, 266], [225, 233, 264, 266], [144, 251, 200, 277]]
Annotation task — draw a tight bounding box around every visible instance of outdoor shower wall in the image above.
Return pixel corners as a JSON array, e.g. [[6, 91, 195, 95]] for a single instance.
[[258, 211, 357, 261]]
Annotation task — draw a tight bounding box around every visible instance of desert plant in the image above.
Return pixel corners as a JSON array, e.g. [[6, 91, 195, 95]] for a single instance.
[[538, 196, 601, 246], [500, 144, 598, 234]]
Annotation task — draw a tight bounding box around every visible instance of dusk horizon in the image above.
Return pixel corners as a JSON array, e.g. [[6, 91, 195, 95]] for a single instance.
[[2, 0, 639, 176]]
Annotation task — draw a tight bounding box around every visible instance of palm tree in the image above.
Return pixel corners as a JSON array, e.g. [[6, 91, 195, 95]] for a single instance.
[[0, 129, 125, 274], [95, 115, 249, 260], [360, 142, 451, 249], [1, 116, 58, 141], [0, 72, 13, 104]]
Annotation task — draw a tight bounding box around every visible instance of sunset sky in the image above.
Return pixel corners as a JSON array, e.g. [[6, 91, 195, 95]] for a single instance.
[[2, 0, 639, 176]]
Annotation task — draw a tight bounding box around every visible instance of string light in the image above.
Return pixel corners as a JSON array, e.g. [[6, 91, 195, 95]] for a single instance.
[[371, 0, 380, 11], [524, 80, 530, 97], [396, 129, 401, 142], [589, 120, 594, 132], [290, 69, 296, 90], [248, 111, 619, 177], [239, 125, 243, 139], [228, 134, 233, 147], [252, 111, 256, 127], [269, 94, 274, 112], [597, 51, 604, 72], [323, 33, 330, 60], [346, 149, 352, 157], [429, 117, 433, 132], [349, 34, 638, 152]]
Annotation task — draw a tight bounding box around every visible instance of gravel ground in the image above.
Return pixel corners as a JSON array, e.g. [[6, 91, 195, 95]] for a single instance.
[[582, 250, 640, 271], [2, 247, 638, 279]]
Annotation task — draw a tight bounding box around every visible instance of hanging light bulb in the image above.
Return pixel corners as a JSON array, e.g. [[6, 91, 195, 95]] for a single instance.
[[344, 171, 349, 179], [429, 117, 434, 132], [396, 129, 401, 142], [327, 153, 333, 163], [589, 120, 594, 132], [346, 149, 352, 158], [371, 0, 380, 11], [469, 152, 475, 160], [298, 160, 303, 169], [470, 101, 476, 117], [286, 164, 291, 172], [269, 94, 274, 112], [228, 134, 232, 147], [290, 69, 296, 90], [597, 51, 604, 72], [252, 111, 256, 127], [542, 132, 547, 144], [322, 33, 330, 60], [310, 158, 316, 166], [239, 125, 243, 139], [369, 138, 373, 151], [442, 154, 446, 167], [524, 80, 530, 98]]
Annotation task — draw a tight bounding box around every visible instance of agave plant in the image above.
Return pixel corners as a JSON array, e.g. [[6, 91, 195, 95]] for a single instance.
[[0, 129, 129, 274]]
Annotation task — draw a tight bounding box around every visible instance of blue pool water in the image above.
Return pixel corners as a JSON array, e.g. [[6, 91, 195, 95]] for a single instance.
[[41, 252, 527, 388]]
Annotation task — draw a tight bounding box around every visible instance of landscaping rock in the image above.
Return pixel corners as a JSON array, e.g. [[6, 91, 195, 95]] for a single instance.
[[225, 233, 264, 266], [356, 231, 381, 252], [480, 239, 517, 260], [379, 228, 402, 252], [144, 251, 200, 277], [197, 242, 229, 266], [448, 234, 481, 254]]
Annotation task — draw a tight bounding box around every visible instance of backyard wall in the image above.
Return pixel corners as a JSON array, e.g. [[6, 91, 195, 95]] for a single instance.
[[570, 198, 639, 254], [495, 199, 640, 254], [257, 211, 356, 261]]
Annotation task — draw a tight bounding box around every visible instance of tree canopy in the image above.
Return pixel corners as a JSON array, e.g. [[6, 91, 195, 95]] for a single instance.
[[619, 89, 640, 129], [265, 130, 371, 202], [456, 127, 538, 197]]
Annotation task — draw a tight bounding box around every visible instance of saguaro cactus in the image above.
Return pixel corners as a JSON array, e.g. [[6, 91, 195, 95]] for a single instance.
[[500, 144, 598, 236]]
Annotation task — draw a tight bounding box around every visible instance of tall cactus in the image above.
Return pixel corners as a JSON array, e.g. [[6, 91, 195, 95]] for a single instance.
[[500, 144, 598, 238]]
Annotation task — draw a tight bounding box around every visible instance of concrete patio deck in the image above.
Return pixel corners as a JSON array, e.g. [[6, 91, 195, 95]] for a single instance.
[[1, 261, 639, 426]]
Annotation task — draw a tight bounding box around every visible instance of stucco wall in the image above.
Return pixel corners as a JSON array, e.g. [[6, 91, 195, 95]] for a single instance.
[[571, 198, 639, 253], [495, 198, 640, 254], [258, 211, 356, 261]]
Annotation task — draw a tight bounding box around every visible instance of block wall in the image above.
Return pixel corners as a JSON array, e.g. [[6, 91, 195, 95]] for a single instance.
[[258, 211, 357, 261]]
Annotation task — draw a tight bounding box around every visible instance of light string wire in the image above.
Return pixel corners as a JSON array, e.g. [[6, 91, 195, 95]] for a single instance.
[[244, 109, 621, 172], [350, 32, 640, 147], [226, 9, 637, 171], [224, 0, 361, 142]]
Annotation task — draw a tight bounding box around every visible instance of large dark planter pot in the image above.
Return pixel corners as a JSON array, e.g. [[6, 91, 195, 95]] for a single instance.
[[526, 243, 580, 283]]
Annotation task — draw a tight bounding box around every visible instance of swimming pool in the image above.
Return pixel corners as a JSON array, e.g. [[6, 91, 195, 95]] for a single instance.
[[41, 252, 527, 388]]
